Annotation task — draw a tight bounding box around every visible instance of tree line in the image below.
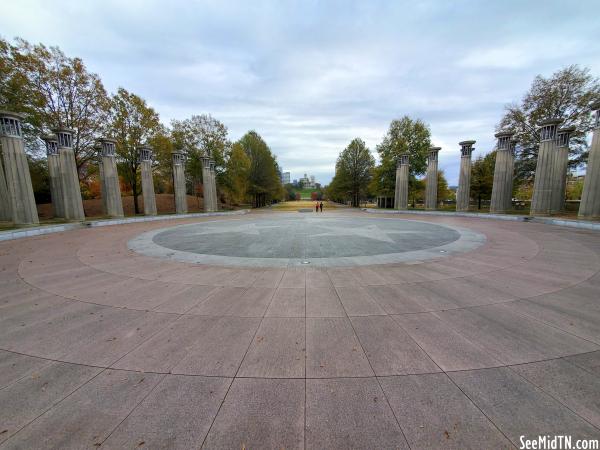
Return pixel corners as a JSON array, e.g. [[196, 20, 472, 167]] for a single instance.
[[326, 65, 599, 208], [0, 37, 284, 213]]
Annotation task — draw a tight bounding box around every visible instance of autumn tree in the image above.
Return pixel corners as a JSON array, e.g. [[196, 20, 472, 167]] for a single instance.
[[370, 116, 431, 197], [6, 38, 110, 169], [171, 114, 230, 196], [498, 65, 600, 180], [237, 131, 282, 207], [437, 170, 451, 204], [110, 88, 161, 214], [470, 152, 496, 209], [222, 142, 251, 205], [329, 138, 375, 207]]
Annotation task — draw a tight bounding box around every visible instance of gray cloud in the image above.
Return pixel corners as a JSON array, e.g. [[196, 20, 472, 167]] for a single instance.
[[2, 0, 599, 184]]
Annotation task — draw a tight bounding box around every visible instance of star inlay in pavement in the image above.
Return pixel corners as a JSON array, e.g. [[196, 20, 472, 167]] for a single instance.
[[190, 222, 280, 236], [310, 224, 421, 243]]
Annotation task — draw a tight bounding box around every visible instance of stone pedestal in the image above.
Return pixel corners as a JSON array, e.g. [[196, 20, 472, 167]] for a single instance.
[[550, 126, 575, 214], [42, 135, 64, 218], [394, 154, 409, 209], [54, 129, 85, 221], [210, 160, 218, 211], [490, 131, 515, 213], [456, 140, 475, 211], [99, 138, 123, 218], [172, 151, 187, 214], [201, 156, 213, 212], [425, 147, 440, 210], [531, 119, 562, 216], [579, 102, 600, 219], [140, 146, 157, 216], [0, 112, 39, 224]]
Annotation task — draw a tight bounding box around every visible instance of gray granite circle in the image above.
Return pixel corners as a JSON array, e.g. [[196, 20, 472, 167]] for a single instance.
[[128, 215, 486, 267]]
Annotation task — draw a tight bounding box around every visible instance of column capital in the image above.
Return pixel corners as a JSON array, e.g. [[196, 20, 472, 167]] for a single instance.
[[0, 110, 25, 138], [494, 130, 514, 150], [538, 118, 562, 142], [209, 160, 216, 172], [98, 137, 117, 157], [459, 140, 475, 157], [172, 150, 185, 166], [557, 126, 576, 147], [52, 128, 75, 148], [42, 134, 59, 156], [139, 145, 153, 162], [591, 100, 600, 129], [428, 146, 441, 161], [200, 155, 210, 168], [398, 153, 409, 167]]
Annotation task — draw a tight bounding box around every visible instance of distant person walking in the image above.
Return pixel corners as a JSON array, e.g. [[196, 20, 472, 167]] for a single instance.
[[315, 202, 319, 213], [320, 201, 323, 212]]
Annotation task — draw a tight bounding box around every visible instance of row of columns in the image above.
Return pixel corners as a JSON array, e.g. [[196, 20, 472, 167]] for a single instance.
[[171, 151, 218, 214], [392, 102, 600, 218], [0, 110, 219, 225], [579, 101, 600, 218]]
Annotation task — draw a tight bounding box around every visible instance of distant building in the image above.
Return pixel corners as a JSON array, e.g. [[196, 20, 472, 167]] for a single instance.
[[282, 172, 291, 184], [299, 173, 317, 189]]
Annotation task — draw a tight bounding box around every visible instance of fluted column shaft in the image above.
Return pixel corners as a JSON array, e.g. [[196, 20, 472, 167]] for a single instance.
[[0, 155, 11, 221], [140, 147, 157, 216], [173, 152, 187, 214], [550, 127, 575, 214], [99, 139, 123, 218], [394, 154, 409, 209], [579, 103, 600, 218], [0, 113, 39, 224], [43, 136, 64, 218], [425, 147, 440, 210], [456, 141, 475, 211], [490, 132, 515, 214], [201, 157, 212, 212], [531, 119, 562, 216], [210, 161, 218, 211], [54, 129, 85, 221]]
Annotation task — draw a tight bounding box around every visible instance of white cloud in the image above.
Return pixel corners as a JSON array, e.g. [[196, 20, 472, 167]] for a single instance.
[[1, 0, 599, 185]]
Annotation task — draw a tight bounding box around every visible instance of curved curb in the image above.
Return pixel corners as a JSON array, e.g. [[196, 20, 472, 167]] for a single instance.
[[0, 210, 250, 242], [363, 208, 600, 231]]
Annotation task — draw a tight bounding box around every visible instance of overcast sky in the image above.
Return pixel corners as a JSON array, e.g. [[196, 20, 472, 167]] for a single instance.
[[2, 0, 599, 185]]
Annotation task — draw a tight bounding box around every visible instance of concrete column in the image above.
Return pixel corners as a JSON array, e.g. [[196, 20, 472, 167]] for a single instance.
[[0, 153, 11, 221], [201, 156, 212, 212], [98, 138, 124, 218], [490, 131, 515, 213], [95, 142, 107, 215], [210, 160, 218, 211], [42, 135, 65, 219], [579, 101, 600, 219], [456, 140, 475, 211], [394, 154, 409, 209], [504, 139, 517, 212], [425, 146, 440, 210], [550, 126, 576, 214], [531, 118, 562, 216], [0, 111, 39, 224], [172, 150, 187, 214], [139, 146, 157, 216], [53, 128, 85, 221]]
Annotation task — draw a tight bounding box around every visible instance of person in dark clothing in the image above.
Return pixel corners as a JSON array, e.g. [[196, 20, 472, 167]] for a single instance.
[[319, 202, 323, 212], [315, 202, 319, 213]]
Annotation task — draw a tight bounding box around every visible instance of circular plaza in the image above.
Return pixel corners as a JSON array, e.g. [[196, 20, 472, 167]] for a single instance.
[[1, 209, 599, 449]]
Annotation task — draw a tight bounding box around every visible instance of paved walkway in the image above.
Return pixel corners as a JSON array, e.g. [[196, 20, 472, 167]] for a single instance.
[[1, 210, 600, 449]]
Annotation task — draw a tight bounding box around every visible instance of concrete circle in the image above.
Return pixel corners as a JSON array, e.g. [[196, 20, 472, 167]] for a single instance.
[[128, 215, 486, 267]]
